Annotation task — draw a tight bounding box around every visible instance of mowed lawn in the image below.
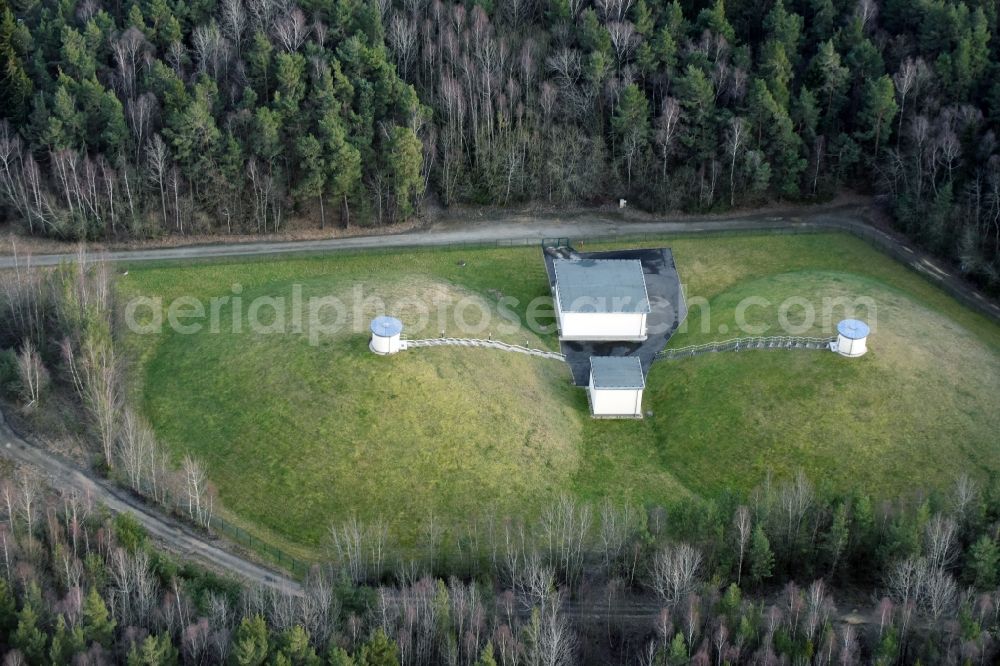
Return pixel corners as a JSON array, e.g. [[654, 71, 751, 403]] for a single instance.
[[120, 232, 1000, 554]]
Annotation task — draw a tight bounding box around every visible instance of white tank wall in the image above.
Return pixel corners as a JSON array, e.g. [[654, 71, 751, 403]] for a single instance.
[[836, 334, 867, 357], [370, 333, 402, 355], [559, 311, 647, 341], [589, 386, 643, 417]]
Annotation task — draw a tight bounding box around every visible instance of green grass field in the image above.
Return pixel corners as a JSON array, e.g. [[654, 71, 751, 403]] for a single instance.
[[120, 232, 1000, 555]]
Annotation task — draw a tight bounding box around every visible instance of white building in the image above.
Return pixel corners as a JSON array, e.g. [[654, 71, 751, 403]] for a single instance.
[[834, 319, 869, 357], [370, 316, 403, 355], [552, 259, 650, 341], [588, 356, 645, 418]]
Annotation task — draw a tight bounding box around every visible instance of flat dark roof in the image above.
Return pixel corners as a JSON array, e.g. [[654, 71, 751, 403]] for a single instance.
[[553, 259, 651, 314], [542, 245, 687, 386], [590, 356, 645, 389]]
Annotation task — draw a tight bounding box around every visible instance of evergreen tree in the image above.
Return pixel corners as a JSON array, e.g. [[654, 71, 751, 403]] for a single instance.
[[855, 75, 898, 161], [126, 633, 179, 666], [808, 40, 849, 122], [274, 625, 321, 666], [967, 535, 999, 590], [233, 615, 269, 666], [749, 525, 775, 585], [326, 646, 356, 666], [0, 577, 15, 633], [357, 628, 399, 666], [473, 642, 498, 666], [612, 83, 651, 188], [0, 0, 33, 122], [81, 587, 116, 648], [49, 613, 86, 664], [293, 134, 327, 227], [12, 602, 48, 664], [383, 125, 422, 223]]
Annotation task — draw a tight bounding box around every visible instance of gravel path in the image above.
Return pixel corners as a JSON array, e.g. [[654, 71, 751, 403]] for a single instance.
[[0, 410, 302, 594], [3, 204, 996, 321]]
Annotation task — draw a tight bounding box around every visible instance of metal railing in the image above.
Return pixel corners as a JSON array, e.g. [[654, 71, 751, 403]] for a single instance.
[[403, 336, 565, 361], [656, 335, 836, 360]]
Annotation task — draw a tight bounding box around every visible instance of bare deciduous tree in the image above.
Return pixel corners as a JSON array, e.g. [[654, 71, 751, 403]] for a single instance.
[[109, 547, 159, 628], [15, 339, 48, 407], [118, 408, 154, 492], [388, 13, 418, 80], [221, 0, 248, 53], [111, 27, 147, 101], [181, 455, 214, 528], [725, 117, 748, 206], [655, 97, 681, 184], [526, 591, 576, 666], [650, 543, 703, 607], [329, 517, 389, 584], [273, 7, 308, 52], [733, 505, 752, 586], [923, 514, 958, 570], [605, 21, 637, 69]]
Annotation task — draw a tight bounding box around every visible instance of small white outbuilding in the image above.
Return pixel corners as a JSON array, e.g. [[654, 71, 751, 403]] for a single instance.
[[834, 319, 869, 357], [552, 259, 650, 341], [588, 356, 645, 418], [370, 316, 403, 355]]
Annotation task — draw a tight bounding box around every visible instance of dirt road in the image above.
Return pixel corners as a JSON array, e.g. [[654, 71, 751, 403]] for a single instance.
[[0, 409, 302, 593], [3, 204, 996, 321]]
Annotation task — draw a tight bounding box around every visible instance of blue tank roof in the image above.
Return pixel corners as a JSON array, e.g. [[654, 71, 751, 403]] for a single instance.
[[837, 319, 870, 340], [370, 316, 403, 337]]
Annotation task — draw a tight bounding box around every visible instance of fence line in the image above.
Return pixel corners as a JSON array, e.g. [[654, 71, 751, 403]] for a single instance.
[[210, 514, 311, 576], [656, 335, 835, 360], [128, 476, 313, 576], [293, 215, 997, 323], [403, 337, 566, 361]]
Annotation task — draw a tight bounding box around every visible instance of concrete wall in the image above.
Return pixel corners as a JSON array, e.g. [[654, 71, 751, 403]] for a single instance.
[[370, 333, 402, 354], [588, 384, 644, 417], [836, 334, 867, 357], [558, 311, 647, 341]]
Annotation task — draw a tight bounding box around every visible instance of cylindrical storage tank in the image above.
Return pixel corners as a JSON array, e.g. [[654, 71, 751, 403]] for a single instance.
[[370, 316, 403, 355], [836, 319, 869, 357]]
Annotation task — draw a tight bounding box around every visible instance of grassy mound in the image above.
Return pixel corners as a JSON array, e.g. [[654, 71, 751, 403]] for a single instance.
[[121, 233, 1000, 553], [140, 275, 580, 546]]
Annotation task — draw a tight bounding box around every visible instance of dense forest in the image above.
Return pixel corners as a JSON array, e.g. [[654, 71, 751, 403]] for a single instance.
[[0, 457, 999, 664], [1, 0, 1000, 287]]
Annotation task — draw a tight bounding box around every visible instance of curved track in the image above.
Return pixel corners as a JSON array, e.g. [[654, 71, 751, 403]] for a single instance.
[[0, 410, 302, 593]]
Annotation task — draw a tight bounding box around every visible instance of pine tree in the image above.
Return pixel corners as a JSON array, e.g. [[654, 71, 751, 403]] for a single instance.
[[357, 628, 399, 666], [12, 602, 48, 663], [808, 40, 849, 121], [612, 83, 651, 188], [0, 578, 15, 633], [0, 0, 33, 122], [855, 75, 898, 161], [275, 625, 321, 665], [967, 535, 999, 590], [384, 125, 423, 223], [668, 631, 687, 663], [232, 615, 269, 666], [326, 646, 356, 666], [764, 0, 803, 61], [293, 134, 327, 227], [473, 642, 498, 666], [749, 525, 774, 585], [49, 613, 86, 664], [127, 633, 178, 666], [82, 587, 116, 648]]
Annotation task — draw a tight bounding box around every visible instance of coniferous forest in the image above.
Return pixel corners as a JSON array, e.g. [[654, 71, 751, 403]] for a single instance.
[[1, 0, 999, 287]]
